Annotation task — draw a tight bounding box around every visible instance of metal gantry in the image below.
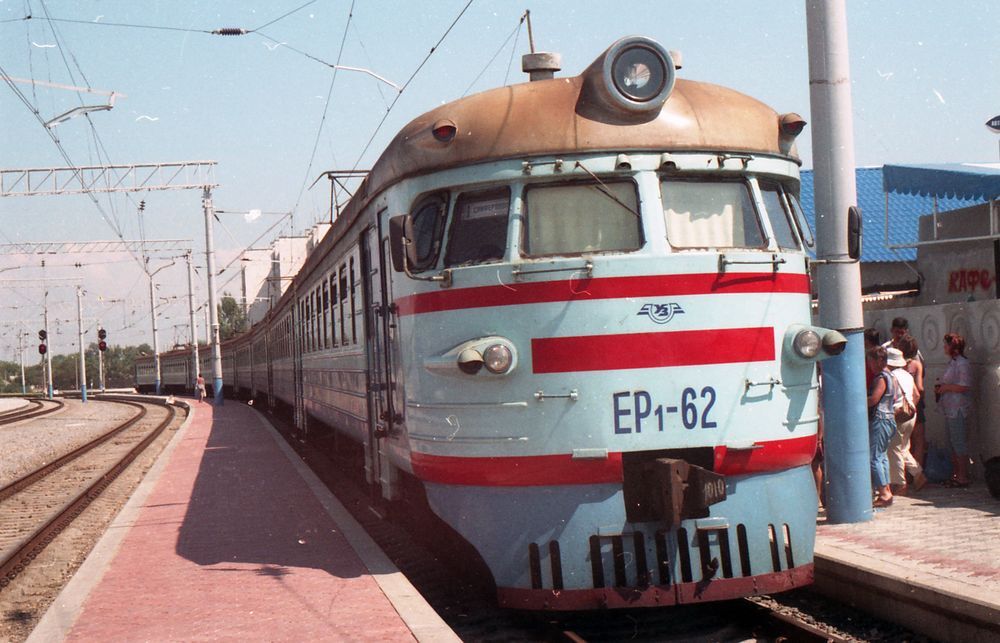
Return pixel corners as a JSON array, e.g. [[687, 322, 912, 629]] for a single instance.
[[0, 239, 192, 255], [0, 161, 217, 198], [0, 161, 224, 403]]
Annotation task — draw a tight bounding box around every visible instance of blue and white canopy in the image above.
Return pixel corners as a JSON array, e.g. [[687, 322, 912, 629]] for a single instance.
[[883, 163, 1000, 200]]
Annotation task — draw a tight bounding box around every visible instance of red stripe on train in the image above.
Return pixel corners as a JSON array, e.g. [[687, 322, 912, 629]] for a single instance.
[[395, 272, 809, 316], [713, 434, 818, 476], [410, 451, 625, 486], [410, 435, 818, 486], [531, 327, 774, 374]]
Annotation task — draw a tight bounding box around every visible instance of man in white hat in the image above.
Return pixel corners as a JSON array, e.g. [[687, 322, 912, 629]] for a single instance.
[[886, 347, 926, 494]]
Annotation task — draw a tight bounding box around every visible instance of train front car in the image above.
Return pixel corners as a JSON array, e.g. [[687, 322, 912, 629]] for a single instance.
[[382, 37, 843, 610]]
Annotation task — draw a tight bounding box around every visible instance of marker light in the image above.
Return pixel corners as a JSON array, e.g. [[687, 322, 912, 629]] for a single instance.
[[431, 119, 457, 143], [483, 344, 513, 374], [792, 329, 822, 359]]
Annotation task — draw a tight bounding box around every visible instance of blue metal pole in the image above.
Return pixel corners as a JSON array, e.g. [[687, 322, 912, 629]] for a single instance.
[[807, 0, 872, 522], [819, 331, 872, 522]]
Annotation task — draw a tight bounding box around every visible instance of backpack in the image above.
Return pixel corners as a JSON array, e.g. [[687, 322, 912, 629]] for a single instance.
[[890, 372, 915, 424]]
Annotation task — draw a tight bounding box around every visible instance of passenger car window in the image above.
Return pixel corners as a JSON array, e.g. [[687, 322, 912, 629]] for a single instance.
[[409, 193, 448, 271], [523, 181, 642, 256], [444, 187, 510, 267], [661, 180, 765, 249], [759, 180, 800, 250]]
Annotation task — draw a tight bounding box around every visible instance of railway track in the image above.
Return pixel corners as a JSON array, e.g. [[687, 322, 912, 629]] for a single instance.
[[269, 416, 862, 642], [0, 399, 64, 427], [0, 397, 177, 587]]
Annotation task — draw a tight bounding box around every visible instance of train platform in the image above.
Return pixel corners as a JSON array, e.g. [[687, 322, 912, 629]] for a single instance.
[[28, 398, 458, 642], [0, 397, 29, 413], [813, 483, 1000, 641]]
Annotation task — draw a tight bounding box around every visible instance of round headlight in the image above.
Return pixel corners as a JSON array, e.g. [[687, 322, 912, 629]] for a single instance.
[[601, 37, 676, 113], [793, 330, 822, 359], [483, 344, 512, 374], [612, 47, 667, 102]]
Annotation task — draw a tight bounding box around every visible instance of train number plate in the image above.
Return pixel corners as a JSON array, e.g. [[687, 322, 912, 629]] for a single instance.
[[612, 387, 717, 434]]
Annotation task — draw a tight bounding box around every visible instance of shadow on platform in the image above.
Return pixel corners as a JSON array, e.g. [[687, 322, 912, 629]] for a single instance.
[[174, 402, 365, 579]]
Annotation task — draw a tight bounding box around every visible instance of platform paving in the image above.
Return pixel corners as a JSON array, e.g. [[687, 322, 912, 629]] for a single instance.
[[814, 483, 1000, 641], [29, 399, 458, 642], [0, 397, 29, 413]]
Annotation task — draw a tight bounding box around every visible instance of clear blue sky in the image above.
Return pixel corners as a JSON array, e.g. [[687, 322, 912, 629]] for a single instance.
[[1, 0, 998, 353]]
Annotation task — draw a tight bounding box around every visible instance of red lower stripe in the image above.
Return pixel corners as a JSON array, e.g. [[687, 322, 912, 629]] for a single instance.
[[532, 327, 774, 374], [411, 435, 817, 486], [714, 434, 818, 476], [411, 451, 624, 486], [396, 272, 809, 316]]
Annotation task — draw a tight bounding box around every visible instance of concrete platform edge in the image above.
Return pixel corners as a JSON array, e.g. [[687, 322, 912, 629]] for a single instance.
[[814, 543, 1000, 642], [250, 407, 461, 643], [27, 399, 196, 643]]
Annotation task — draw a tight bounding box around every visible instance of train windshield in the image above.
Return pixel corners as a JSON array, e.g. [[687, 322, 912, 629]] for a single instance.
[[661, 179, 765, 249], [522, 181, 642, 256], [444, 187, 510, 267], [758, 180, 800, 250]]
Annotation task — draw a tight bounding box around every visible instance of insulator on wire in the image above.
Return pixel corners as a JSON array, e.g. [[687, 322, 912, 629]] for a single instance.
[[212, 27, 248, 36]]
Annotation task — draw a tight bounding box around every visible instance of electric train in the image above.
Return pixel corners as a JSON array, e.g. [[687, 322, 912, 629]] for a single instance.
[[136, 36, 849, 610]]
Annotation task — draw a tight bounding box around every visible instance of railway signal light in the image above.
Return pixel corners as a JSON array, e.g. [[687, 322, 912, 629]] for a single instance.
[[98, 328, 107, 340], [98, 340, 108, 352], [39, 329, 47, 341], [38, 343, 47, 355]]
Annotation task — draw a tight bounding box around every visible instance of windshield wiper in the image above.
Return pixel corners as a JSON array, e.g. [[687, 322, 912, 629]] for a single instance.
[[573, 160, 642, 219]]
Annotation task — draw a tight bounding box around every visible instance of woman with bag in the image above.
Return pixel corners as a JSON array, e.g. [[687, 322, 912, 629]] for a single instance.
[[934, 333, 973, 487], [867, 346, 896, 508], [887, 344, 927, 495]]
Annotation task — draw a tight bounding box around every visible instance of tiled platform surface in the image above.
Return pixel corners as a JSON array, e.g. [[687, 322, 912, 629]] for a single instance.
[[814, 484, 999, 641], [0, 397, 29, 413], [29, 399, 458, 642]]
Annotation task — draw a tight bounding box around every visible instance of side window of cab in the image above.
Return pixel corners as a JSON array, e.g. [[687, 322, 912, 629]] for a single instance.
[[409, 192, 449, 271], [444, 187, 510, 267]]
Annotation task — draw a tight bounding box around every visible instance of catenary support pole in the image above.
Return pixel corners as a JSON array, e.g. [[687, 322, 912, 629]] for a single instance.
[[77, 286, 87, 402], [186, 252, 201, 395], [148, 272, 161, 395], [806, 0, 872, 523], [202, 187, 224, 405], [43, 294, 53, 399], [98, 320, 105, 392], [19, 331, 26, 395]]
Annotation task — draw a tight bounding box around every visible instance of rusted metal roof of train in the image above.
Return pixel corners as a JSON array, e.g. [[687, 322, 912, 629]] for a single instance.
[[338, 75, 795, 225], [292, 72, 797, 292]]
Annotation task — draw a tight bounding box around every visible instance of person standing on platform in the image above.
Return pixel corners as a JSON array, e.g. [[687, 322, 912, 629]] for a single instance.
[[196, 373, 207, 404], [887, 345, 926, 494], [935, 333, 973, 487], [900, 333, 928, 467], [867, 346, 895, 508]]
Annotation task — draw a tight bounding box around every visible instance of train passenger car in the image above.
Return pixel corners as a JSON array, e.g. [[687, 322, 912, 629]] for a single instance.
[[134, 347, 195, 394], [165, 36, 851, 610]]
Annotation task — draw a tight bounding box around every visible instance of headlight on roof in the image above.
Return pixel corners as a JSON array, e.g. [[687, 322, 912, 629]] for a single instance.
[[602, 37, 676, 113]]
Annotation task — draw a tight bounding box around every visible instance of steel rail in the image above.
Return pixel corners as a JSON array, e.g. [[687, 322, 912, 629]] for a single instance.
[[0, 398, 177, 587], [0, 399, 145, 503]]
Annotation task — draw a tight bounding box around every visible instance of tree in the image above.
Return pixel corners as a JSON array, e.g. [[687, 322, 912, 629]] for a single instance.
[[218, 293, 247, 340]]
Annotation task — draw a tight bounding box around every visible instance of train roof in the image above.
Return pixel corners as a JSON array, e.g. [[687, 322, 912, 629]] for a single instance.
[[339, 40, 799, 224], [289, 37, 803, 314]]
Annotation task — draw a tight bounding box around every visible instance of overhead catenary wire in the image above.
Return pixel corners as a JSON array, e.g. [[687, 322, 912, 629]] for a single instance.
[[351, 0, 475, 171], [462, 13, 525, 97], [288, 0, 356, 220]]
